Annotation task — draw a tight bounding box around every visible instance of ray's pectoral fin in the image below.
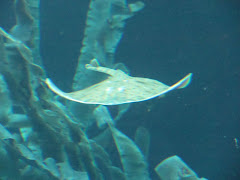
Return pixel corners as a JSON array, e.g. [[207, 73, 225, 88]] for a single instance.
[[160, 73, 193, 96], [45, 78, 74, 102], [45, 78, 92, 104], [168, 73, 192, 91], [175, 73, 193, 89]]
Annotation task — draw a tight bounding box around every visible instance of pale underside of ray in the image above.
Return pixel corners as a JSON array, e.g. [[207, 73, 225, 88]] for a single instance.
[[45, 59, 192, 105]]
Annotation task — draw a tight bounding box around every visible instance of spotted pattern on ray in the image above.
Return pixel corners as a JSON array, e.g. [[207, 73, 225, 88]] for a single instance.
[[45, 59, 192, 105]]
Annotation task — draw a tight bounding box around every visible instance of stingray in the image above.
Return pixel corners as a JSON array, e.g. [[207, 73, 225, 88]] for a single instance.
[[45, 59, 192, 105]]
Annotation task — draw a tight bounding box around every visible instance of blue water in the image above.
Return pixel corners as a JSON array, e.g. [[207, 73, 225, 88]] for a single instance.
[[1, 0, 239, 179]]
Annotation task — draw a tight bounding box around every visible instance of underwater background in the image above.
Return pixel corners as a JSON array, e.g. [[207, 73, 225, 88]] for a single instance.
[[0, 0, 240, 179]]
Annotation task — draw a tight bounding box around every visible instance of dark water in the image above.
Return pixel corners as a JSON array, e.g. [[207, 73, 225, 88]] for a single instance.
[[1, 0, 240, 179]]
